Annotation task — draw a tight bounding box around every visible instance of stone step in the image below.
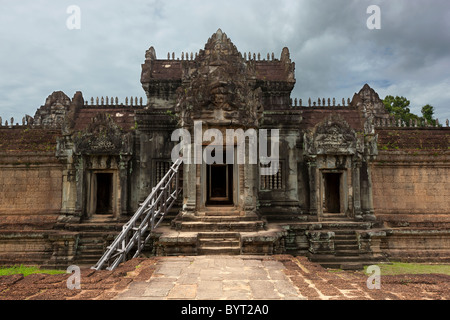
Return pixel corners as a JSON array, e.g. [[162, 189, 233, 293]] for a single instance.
[[77, 237, 107, 243], [323, 213, 347, 216], [77, 247, 105, 254], [198, 232, 241, 238], [76, 251, 103, 258], [199, 239, 241, 248], [66, 223, 122, 232], [335, 244, 359, 251], [198, 232, 241, 248], [77, 245, 105, 252], [205, 206, 239, 211], [334, 239, 358, 245], [332, 229, 358, 234], [335, 250, 360, 257], [181, 216, 260, 222], [203, 211, 242, 217], [197, 247, 241, 255], [76, 231, 120, 238], [197, 232, 241, 255], [174, 221, 265, 232], [321, 214, 349, 222], [320, 222, 372, 230], [202, 207, 241, 216], [334, 234, 356, 241]]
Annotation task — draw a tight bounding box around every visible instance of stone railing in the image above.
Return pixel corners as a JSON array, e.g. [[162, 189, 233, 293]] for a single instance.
[[0, 115, 34, 128], [83, 96, 145, 107], [373, 117, 449, 128], [0, 96, 146, 128], [163, 51, 281, 62], [290, 97, 352, 108]]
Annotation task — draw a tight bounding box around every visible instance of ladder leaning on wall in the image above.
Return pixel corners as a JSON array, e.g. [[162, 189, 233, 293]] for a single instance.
[[92, 158, 183, 271]]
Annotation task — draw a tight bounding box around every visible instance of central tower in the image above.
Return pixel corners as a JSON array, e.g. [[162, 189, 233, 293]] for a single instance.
[[176, 29, 263, 215]]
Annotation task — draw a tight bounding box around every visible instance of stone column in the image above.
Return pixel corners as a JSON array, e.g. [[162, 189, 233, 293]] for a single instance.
[[243, 161, 257, 213], [307, 156, 319, 216], [74, 155, 86, 219], [360, 160, 376, 221], [352, 159, 362, 221], [182, 143, 197, 214], [286, 132, 300, 204], [119, 155, 132, 219]]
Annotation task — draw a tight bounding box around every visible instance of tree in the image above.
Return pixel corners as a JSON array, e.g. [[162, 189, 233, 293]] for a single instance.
[[382, 95, 420, 124], [383, 96, 438, 126], [421, 104, 434, 121]]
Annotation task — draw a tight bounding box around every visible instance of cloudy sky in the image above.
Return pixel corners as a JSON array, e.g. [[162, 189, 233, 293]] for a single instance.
[[1, 0, 449, 123]]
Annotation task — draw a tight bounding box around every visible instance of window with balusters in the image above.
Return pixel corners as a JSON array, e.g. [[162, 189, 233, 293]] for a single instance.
[[259, 161, 284, 190], [154, 161, 171, 185]]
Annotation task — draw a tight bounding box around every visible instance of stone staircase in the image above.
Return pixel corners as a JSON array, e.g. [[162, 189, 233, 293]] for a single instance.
[[65, 219, 121, 267], [307, 214, 389, 270], [197, 232, 241, 255], [155, 206, 284, 256], [171, 207, 266, 232]]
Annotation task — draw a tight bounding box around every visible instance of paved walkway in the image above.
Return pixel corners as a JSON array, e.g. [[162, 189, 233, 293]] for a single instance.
[[115, 256, 304, 300], [0, 255, 448, 300]]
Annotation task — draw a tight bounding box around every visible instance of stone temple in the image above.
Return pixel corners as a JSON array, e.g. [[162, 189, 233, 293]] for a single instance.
[[0, 30, 449, 270]]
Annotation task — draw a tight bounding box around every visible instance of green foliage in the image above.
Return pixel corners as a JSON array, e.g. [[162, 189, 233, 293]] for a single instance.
[[364, 262, 450, 276], [383, 95, 420, 123], [0, 265, 66, 277], [329, 262, 450, 275], [383, 96, 437, 126], [421, 104, 437, 126], [421, 104, 434, 121]]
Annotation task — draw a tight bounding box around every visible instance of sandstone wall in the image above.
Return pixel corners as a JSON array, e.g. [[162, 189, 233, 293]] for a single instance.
[[0, 151, 63, 232], [372, 153, 449, 215], [372, 149, 450, 262], [0, 127, 62, 221], [0, 164, 62, 215], [372, 127, 450, 228]]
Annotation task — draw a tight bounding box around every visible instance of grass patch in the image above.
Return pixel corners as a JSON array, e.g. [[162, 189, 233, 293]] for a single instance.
[[363, 262, 450, 276], [0, 265, 66, 277]]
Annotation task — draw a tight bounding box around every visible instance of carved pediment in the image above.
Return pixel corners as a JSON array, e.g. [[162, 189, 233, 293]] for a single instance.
[[175, 29, 263, 128], [74, 113, 132, 155], [304, 114, 360, 155]]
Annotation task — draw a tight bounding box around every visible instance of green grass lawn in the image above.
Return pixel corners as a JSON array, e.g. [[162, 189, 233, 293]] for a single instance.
[[0, 265, 66, 277], [363, 262, 450, 276]]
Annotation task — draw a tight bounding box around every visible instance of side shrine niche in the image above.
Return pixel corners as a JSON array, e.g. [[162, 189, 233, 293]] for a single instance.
[[57, 112, 134, 222], [303, 114, 378, 221]]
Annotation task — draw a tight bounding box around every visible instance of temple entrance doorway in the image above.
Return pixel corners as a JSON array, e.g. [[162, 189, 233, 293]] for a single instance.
[[95, 173, 113, 214], [206, 164, 233, 206], [323, 173, 341, 214]]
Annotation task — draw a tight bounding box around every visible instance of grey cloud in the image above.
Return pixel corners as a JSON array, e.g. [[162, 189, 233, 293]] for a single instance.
[[0, 0, 449, 122]]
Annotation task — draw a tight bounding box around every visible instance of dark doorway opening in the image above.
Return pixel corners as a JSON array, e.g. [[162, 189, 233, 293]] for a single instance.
[[207, 164, 233, 206], [323, 173, 341, 213], [96, 173, 113, 214]]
